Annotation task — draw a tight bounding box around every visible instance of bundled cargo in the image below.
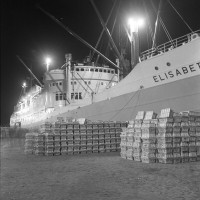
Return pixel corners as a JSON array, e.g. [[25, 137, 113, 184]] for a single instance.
[[34, 133, 45, 156], [44, 132, 54, 156], [157, 112, 174, 163], [135, 111, 145, 120], [120, 130, 127, 158], [159, 108, 174, 118], [39, 122, 52, 133], [24, 132, 36, 154]]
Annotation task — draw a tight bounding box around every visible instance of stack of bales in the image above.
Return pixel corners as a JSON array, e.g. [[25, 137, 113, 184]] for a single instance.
[[98, 122, 106, 153], [125, 126, 135, 160], [73, 123, 81, 154], [34, 132, 45, 156], [43, 122, 54, 156], [195, 114, 200, 161], [25, 120, 126, 156], [24, 132, 35, 154], [187, 112, 200, 162], [120, 128, 128, 159], [91, 122, 99, 153], [171, 114, 182, 163], [119, 109, 200, 164], [66, 120, 126, 155], [79, 123, 87, 154], [85, 121, 93, 153], [66, 122, 75, 154], [156, 108, 174, 164], [141, 111, 157, 163], [60, 121, 68, 155], [53, 125, 61, 156], [132, 111, 144, 162]]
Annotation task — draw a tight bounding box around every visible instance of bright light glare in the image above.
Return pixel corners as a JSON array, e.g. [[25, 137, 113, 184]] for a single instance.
[[45, 57, 51, 65], [22, 82, 27, 88], [128, 17, 144, 32], [137, 18, 144, 27]]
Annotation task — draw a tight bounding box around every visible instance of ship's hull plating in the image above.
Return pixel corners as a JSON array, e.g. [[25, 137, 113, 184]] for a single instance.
[[24, 74, 200, 128]]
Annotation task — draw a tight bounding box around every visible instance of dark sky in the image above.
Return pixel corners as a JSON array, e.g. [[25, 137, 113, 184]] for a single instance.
[[1, 0, 199, 126]]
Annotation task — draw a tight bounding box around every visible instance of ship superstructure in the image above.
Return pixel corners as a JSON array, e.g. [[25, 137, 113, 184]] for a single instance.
[[10, 56, 119, 127]]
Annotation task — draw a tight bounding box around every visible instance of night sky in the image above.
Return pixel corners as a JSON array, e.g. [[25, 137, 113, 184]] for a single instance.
[[1, 0, 199, 126]]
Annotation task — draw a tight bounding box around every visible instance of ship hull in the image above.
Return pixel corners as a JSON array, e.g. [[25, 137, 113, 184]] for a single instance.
[[24, 74, 200, 128]]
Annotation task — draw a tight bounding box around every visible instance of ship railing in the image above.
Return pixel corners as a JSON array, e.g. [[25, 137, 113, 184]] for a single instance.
[[140, 29, 200, 61]]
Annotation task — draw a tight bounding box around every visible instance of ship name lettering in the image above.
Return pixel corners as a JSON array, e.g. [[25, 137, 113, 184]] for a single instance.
[[153, 63, 198, 83], [189, 64, 196, 72], [197, 62, 200, 68], [176, 69, 182, 76]]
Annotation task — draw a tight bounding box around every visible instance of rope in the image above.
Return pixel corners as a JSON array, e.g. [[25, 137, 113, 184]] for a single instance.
[[109, 87, 142, 120]]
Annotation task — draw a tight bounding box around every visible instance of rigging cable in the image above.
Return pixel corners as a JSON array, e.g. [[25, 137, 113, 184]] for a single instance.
[[109, 87, 142, 121], [167, 0, 193, 33], [150, 1, 175, 48], [91, 0, 117, 61], [105, 0, 121, 60], [152, 0, 162, 50], [142, 0, 154, 50]]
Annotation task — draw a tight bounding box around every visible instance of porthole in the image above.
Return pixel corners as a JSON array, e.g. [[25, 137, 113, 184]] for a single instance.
[[167, 62, 171, 66], [155, 66, 159, 70]]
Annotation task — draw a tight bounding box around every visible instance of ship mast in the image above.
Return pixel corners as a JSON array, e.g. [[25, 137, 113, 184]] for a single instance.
[[127, 18, 144, 69]]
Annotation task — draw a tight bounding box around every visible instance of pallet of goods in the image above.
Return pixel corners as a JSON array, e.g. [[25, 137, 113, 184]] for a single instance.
[[25, 119, 127, 156], [119, 109, 200, 164], [24, 132, 36, 154], [141, 111, 157, 163]]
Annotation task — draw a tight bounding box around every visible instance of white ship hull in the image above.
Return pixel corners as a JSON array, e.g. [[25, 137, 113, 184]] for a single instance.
[[22, 73, 199, 128], [11, 33, 200, 128]]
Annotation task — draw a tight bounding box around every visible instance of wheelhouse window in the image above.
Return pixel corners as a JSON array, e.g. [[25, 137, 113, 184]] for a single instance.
[[95, 69, 98, 72], [56, 94, 59, 101], [75, 93, 78, 100], [56, 93, 67, 101], [79, 92, 82, 99], [76, 68, 80, 71], [71, 92, 82, 100], [90, 68, 94, 72]]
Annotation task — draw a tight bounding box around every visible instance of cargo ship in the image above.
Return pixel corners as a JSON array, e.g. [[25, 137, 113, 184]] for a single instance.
[[10, 2, 200, 128]]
